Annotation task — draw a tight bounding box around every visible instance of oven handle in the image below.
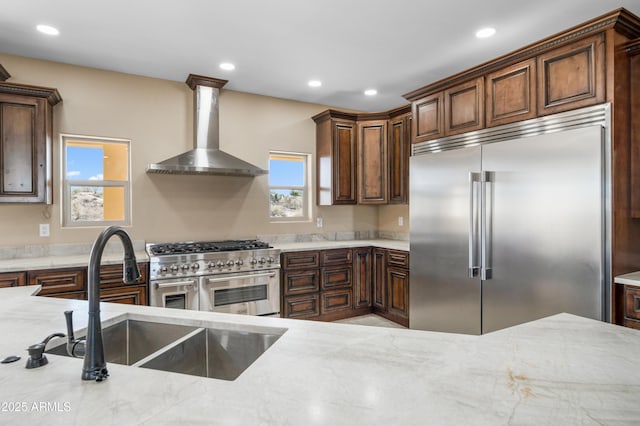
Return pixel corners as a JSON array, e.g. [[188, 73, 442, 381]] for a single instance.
[[205, 272, 276, 283], [155, 280, 196, 289]]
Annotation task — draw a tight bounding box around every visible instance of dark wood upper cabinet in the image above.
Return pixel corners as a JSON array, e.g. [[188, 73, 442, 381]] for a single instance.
[[412, 92, 444, 143], [388, 113, 410, 204], [357, 120, 387, 204], [444, 77, 485, 136], [537, 34, 605, 115], [486, 59, 537, 127], [313, 111, 357, 205], [628, 38, 640, 219], [0, 82, 61, 204]]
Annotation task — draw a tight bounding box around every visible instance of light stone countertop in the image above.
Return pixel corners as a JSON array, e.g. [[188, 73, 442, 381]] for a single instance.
[[273, 239, 409, 252], [0, 240, 408, 273], [614, 271, 640, 287], [0, 286, 639, 425]]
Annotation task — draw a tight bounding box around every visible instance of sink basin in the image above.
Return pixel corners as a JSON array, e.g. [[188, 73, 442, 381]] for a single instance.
[[47, 319, 198, 365], [46, 316, 286, 380], [139, 327, 283, 381]]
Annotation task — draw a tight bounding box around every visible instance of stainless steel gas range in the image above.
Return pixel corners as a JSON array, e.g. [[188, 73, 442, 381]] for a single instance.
[[146, 240, 280, 316]]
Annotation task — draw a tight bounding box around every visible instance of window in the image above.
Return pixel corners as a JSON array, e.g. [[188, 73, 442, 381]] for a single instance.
[[61, 135, 131, 227], [269, 151, 311, 221]]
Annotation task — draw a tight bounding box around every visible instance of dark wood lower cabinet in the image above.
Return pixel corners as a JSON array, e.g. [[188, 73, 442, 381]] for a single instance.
[[284, 293, 320, 319], [623, 285, 640, 329], [281, 247, 409, 326], [0, 271, 26, 288], [25, 263, 149, 305]]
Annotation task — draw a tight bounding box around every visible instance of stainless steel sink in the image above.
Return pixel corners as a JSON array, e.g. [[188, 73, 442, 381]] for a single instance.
[[139, 327, 283, 380], [47, 316, 286, 380], [47, 319, 198, 365]]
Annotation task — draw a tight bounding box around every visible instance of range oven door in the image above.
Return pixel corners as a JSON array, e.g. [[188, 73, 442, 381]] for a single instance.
[[150, 278, 199, 311], [199, 269, 280, 316]]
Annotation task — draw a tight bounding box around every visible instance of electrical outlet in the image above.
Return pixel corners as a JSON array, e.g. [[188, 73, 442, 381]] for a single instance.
[[316, 217, 323, 228], [39, 223, 50, 237], [398, 216, 404, 227]]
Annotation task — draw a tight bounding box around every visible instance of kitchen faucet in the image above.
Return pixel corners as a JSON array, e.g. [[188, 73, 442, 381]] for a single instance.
[[64, 226, 141, 381]]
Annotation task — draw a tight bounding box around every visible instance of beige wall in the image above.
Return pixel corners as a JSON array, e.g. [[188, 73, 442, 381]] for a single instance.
[[377, 204, 410, 234], [0, 53, 380, 245]]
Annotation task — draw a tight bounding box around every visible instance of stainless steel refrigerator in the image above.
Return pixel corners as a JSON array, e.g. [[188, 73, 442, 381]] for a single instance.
[[409, 104, 611, 334]]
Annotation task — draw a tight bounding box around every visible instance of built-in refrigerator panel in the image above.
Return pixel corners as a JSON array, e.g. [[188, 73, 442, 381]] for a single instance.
[[409, 104, 610, 335], [409, 146, 482, 334], [481, 126, 604, 333]]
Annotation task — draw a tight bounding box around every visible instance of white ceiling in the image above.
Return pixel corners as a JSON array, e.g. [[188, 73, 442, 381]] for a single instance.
[[1, 0, 640, 112]]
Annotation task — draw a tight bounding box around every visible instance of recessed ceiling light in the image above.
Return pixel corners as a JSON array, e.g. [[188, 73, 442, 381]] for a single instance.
[[308, 80, 322, 88], [36, 25, 59, 36], [475, 27, 496, 38], [219, 62, 235, 71], [364, 89, 377, 96]]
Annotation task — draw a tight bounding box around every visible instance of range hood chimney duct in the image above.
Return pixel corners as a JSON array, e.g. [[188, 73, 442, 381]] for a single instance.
[[146, 74, 268, 176]]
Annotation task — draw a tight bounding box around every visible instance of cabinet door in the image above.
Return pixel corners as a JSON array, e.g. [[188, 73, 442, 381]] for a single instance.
[[100, 285, 147, 305], [321, 248, 352, 266], [387, 266, 409, 321], [486, 59, 537, 127], [353, 247, 372, 309], [0, 271, 26, 288], [283, 269, 320, 296], [321, 265, 352, 290], [412, 92, 444, 143], [444, 77, 485, 136], [284, 294, 320, 319], [28, 268, 85, 295], [332, 120, 357, 204], [320, 289, 352, 315], [537, 34, 605, 115], [388, 115, 409, 204], [282, 251, 320, 269], [0, 95, 47, 202], [357, 120, 387, 204], [373, 248, 386, 311]]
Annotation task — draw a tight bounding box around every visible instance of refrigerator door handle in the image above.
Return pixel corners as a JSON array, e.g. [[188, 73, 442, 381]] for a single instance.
[[481, 171, 493, 280], [469, 172, 481, 278]]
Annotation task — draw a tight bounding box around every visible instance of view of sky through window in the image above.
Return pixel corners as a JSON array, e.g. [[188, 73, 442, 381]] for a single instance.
[[66, 146, 104, 180]]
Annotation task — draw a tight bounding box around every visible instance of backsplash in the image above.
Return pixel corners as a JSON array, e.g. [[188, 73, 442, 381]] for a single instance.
[[257, 230, 408, 244], [0, 240, 147, 260]]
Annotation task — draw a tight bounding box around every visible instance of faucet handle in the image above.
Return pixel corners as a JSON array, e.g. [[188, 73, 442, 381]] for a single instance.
[[63, 311, 85, 358], [64, 310, 76, 342]]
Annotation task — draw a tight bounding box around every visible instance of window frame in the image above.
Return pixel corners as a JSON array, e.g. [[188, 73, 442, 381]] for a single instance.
[[268, 151, 312, 222], [60, 134, 132, 228]]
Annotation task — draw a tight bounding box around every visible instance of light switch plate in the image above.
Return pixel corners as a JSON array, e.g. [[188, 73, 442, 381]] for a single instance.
[[398, 216, 404, 227], [316, 217, 323, 228]]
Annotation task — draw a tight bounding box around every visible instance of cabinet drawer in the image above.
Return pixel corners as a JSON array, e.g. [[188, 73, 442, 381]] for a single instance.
[[283, 269, 320, 296], [28, 268, 85, 295], [321, 289, 352, 315], [43, 291, 86, 300], [100, 263, 148, 288], [624, 286, 640, 321], [387, 250, 409, 268], [321, 248, 352, 266], [321, 265, 352, 290], [0, 271, 26, 288], [282, 251, 320, 269], [284, 294, 320, 319], [100, 285, 147, 305]]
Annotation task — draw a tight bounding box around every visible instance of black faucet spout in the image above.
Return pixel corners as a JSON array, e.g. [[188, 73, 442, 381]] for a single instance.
[[82, 226, 140, 382]]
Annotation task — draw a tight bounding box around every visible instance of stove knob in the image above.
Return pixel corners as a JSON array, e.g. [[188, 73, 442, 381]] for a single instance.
[[160, 266, 168, 274], [226, 260, 234, 267], [191, 263, 200, 271], [170, 265, 179, 273], [258, 257, 266, 264], [216, 261, 224, 268], [235, 259, 244, 266], [181, 264, 190, 271], [207, 262, 216, 269], [250, 258, 258, 265], [267, 257, 275, 263]]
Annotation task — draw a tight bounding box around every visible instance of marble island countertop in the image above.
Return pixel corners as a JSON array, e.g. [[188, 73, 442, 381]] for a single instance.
[[0, 286, 639, 425]]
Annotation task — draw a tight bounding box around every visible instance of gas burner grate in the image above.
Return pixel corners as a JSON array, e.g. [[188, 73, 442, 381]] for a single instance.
[[148, 239, 271, 255]]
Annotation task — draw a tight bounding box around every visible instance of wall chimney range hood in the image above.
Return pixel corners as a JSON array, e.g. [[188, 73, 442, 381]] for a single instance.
[[146, 74, 268, 177]]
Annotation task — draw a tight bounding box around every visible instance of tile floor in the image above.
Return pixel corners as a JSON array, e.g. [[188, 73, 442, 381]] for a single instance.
[[333, 313, 406, 329]]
